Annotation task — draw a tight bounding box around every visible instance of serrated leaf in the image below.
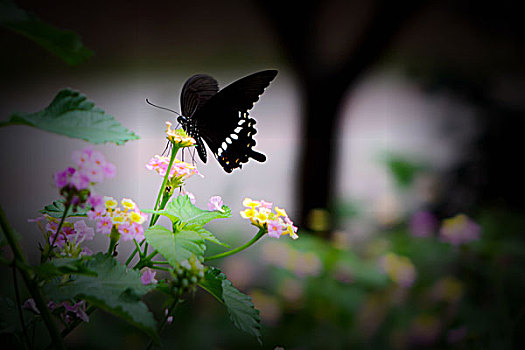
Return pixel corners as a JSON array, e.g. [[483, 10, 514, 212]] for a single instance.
[[189, 225, 230, 248], [0, 0, 93, 65], [1, 89, 139, 145], [158, 195, 231, 226], [43, 253, 158, 341], [35, 257, 97, 280], [39, 200, 89, 218], [199, 267, 262, 344], [153, 195, 230, 246], [145, 225, 205, 265]]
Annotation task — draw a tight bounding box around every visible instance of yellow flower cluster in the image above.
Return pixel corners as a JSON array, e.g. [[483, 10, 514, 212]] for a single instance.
[[103, 197, 146, 226], [240, 198, 298, 239], [165, 122, 196, 147]]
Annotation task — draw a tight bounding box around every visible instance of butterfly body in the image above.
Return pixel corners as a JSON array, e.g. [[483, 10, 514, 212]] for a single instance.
[[178, 70, 277, 173]]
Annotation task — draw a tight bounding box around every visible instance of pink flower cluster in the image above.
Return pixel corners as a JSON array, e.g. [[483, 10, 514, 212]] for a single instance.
[[24, 299, 89, 324], [88, 197, 147, 242], [439, 214, 480, 246], [146, 155, 201, 180], [54, 148, 116, 191], [46, 218, 94, 255]]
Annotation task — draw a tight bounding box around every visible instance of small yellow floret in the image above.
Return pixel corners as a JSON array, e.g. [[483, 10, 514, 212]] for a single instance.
[[104, 196, 118, 209], [121, 198, 136, 211], [242, 198, 261, 209]]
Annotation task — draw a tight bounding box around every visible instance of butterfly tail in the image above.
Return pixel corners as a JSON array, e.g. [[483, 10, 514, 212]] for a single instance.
[[249, 150, 266, 163]]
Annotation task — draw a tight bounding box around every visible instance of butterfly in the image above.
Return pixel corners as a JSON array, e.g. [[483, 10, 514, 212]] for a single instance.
[[177, 70, 278, 173]]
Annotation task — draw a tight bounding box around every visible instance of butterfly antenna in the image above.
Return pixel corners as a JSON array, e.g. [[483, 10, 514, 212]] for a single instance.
[[146, 99, 181, 116], [191, 148, 197, 166]]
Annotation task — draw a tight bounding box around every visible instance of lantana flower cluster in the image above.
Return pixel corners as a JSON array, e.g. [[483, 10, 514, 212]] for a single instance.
[[165, 121, 196, 147], [240, 198, 298, 239], [89, 197, 147, 241], [24, 298, 89, 324], [54, 147, 116, 192], [146, 155, 201, 181], [45, 218, 94, 256]]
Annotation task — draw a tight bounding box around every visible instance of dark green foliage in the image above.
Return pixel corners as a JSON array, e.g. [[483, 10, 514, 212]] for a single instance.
[[199, 267, 262, 344], [43, 253, 158, 341], [39, 200, 89, 219], [1, 89, 139, 145], [0, 0, 92, 65]]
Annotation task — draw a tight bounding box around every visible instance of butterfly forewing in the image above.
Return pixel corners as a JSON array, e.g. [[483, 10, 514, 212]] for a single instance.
[[193, 70, 277, 172], [180, 74, 219, 117]]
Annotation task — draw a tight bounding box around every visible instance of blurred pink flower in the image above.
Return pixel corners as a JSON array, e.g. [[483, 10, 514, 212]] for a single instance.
[[207, 195, 224, 212], [141, 268, 158, 285]]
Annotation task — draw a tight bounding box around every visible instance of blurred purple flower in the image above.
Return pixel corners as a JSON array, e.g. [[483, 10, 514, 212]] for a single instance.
[[440, 214, 481, 246], [409, 211, 438, 237]]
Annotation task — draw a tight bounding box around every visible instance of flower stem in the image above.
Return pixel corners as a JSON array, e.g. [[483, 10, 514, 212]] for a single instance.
[[12, 265, 30, 350], [149, 145, 179, 227], [145, 296, 180, 350], [41, 199, 71, 262], [204, 228, 266, 261], [0, 205, 66, 350]]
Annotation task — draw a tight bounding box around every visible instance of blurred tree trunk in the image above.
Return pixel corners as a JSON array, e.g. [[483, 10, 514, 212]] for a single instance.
[[257, 0, 425, 237]]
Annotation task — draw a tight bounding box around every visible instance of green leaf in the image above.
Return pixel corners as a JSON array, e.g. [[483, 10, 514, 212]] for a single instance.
[[158, 195, 231, 226], [0, 0, 93, 65], [154, 195, 230, 246], [39, 200, 89, 218], [44, 253, 158, 341], [35, 257, 97, 280], [1, 89, 140, 145], [199, 267, 262, 344], [189, 225, 230, 248], [145, 225, 205, 266]]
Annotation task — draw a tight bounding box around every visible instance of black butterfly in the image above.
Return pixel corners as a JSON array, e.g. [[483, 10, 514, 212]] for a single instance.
[[177, 70, 278, 173]]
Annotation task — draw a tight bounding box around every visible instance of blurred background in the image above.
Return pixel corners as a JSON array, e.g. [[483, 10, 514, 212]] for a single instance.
[[1, 0, 524, 349]]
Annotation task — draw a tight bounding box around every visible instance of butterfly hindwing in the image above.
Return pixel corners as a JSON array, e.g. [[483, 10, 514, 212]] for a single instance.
[[190, 70, 277, 172]]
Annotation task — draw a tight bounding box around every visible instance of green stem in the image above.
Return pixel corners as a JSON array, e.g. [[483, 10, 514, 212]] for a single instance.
[[125, 239, 145, 267], [126, 145, 179, 269], [0, 205, 66, 350], [151, 265, 170, 272], [12, 265, 31, 350], [145, 297, 180, 350], [149, 145, 179, 227], [42, 200, 71, 262], [204, 228, 266, 261]]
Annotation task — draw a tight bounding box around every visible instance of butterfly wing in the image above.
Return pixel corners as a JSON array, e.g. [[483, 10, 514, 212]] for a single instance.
[[180, 74, 219, 162], [180, 74, 219, 117], [193, 70, 278, 172]]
